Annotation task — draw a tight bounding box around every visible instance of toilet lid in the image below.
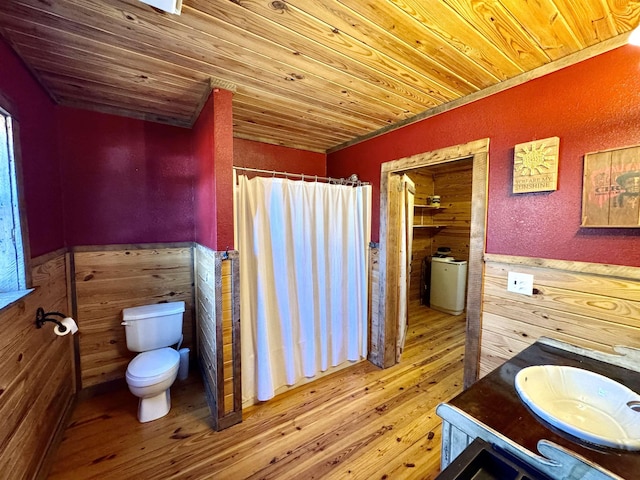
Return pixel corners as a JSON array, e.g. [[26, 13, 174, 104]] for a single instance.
[[127, 348, 180, 387]]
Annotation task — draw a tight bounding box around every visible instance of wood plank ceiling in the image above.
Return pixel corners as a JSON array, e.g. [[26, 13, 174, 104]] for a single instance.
[[1, 0, 639, 153]]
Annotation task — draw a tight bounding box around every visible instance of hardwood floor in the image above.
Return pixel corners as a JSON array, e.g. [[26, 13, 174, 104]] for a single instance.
[[48, 305, 465, 479]]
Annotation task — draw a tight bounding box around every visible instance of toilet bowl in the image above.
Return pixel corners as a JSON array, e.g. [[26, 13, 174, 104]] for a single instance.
[[126, 347, 181, 423]]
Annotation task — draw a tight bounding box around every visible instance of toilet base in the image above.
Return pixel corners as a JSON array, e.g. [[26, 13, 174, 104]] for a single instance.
[[137, 389, 171, 423]]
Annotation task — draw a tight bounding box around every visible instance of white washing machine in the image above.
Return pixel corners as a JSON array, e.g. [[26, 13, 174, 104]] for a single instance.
[[430, 257, 468, 315]]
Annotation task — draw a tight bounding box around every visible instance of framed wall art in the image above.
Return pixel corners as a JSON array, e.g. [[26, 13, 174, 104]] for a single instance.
[[513, 137, 559, 194], [582, 145, 640, 227]]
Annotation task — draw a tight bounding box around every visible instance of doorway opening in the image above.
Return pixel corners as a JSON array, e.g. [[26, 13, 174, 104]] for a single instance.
[[375, 139, 489, 387]]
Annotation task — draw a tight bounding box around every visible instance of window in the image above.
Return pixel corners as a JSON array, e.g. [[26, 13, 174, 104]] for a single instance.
[[0, 106, 28, 305]]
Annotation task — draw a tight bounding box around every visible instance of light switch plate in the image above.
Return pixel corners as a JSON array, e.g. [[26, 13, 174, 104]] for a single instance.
[[507, 271, 534, 295]]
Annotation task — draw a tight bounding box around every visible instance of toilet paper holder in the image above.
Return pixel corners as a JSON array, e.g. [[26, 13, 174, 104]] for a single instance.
[[35, 307, 69, 333]]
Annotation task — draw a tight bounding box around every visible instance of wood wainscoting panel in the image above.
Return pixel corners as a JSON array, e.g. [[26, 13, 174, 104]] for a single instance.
[[73, 245, 194, 389], [0, 250, 74, 480], [368, 247, 380, 365], [194, 244, 217, 418], [195, 244, 241, 431], [480, 254, 640, 378], [221, 259, 234, 414]]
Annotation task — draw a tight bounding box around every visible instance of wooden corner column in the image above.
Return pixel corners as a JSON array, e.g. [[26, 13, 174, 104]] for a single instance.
[[195, 246, 241, 431]]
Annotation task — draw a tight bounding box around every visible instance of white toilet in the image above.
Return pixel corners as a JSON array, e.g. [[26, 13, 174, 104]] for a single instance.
[[121, 301, 185, 423]]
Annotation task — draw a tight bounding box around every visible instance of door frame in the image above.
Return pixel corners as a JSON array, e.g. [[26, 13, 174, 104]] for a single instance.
[[375, 138, 489, 387]]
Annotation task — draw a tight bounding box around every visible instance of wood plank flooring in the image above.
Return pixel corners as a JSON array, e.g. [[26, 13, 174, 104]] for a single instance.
[[48, 304, 465, 479]]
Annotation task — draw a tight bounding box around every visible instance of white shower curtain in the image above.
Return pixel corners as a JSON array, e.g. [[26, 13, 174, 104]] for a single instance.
[[236, 175, 371, 403]]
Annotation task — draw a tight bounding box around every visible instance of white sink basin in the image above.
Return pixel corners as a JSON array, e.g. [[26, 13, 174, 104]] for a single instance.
[[515, 365, 640, 450]]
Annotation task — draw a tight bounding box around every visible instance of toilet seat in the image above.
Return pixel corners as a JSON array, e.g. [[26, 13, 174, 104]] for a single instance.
[[126, 347, 180, 388]]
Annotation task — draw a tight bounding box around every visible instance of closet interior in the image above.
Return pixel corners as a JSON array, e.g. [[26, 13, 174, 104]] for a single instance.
[[403, 158, 474, 313]]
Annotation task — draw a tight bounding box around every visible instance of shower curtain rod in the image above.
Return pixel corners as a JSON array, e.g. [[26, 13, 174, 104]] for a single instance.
[[233, 166, 369, 186]]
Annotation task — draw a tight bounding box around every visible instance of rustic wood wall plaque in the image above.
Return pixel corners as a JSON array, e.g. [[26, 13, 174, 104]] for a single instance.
[[582, 145, 640, 227], [513, 137, 559, 193]]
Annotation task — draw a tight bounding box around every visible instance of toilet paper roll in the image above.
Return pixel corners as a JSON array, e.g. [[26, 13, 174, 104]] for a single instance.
[[54, 317, 78, 336]]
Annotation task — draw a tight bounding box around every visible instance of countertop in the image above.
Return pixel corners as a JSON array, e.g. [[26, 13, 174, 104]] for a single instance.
[[447, 340, 640, 479]]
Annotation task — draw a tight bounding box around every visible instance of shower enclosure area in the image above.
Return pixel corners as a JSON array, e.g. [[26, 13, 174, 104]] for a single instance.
[[234, 170, 372, 406]]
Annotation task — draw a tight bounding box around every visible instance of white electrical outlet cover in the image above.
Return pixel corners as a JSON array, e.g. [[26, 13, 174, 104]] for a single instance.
[[507, 271, 534, 296]]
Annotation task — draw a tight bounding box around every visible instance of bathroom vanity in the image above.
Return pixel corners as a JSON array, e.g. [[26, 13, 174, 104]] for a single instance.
[[436, 338, 640, 480]]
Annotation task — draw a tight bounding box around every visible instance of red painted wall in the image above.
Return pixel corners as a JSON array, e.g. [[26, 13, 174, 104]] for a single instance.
[[328, 45, 640, 267], [212, 89, 234, 251], [193, 89, 235, 251], [193, 93, 216, 250], [0, 39, 64, 257], [234, 138, 326, 176], [58, 107, 195, 246]]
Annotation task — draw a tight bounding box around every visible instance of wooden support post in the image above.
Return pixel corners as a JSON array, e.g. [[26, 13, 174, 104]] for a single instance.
[[195, 245, 241, 431]]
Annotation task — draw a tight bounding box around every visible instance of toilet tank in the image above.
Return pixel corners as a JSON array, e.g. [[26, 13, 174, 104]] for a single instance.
[[122, 301, 185, 352]]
